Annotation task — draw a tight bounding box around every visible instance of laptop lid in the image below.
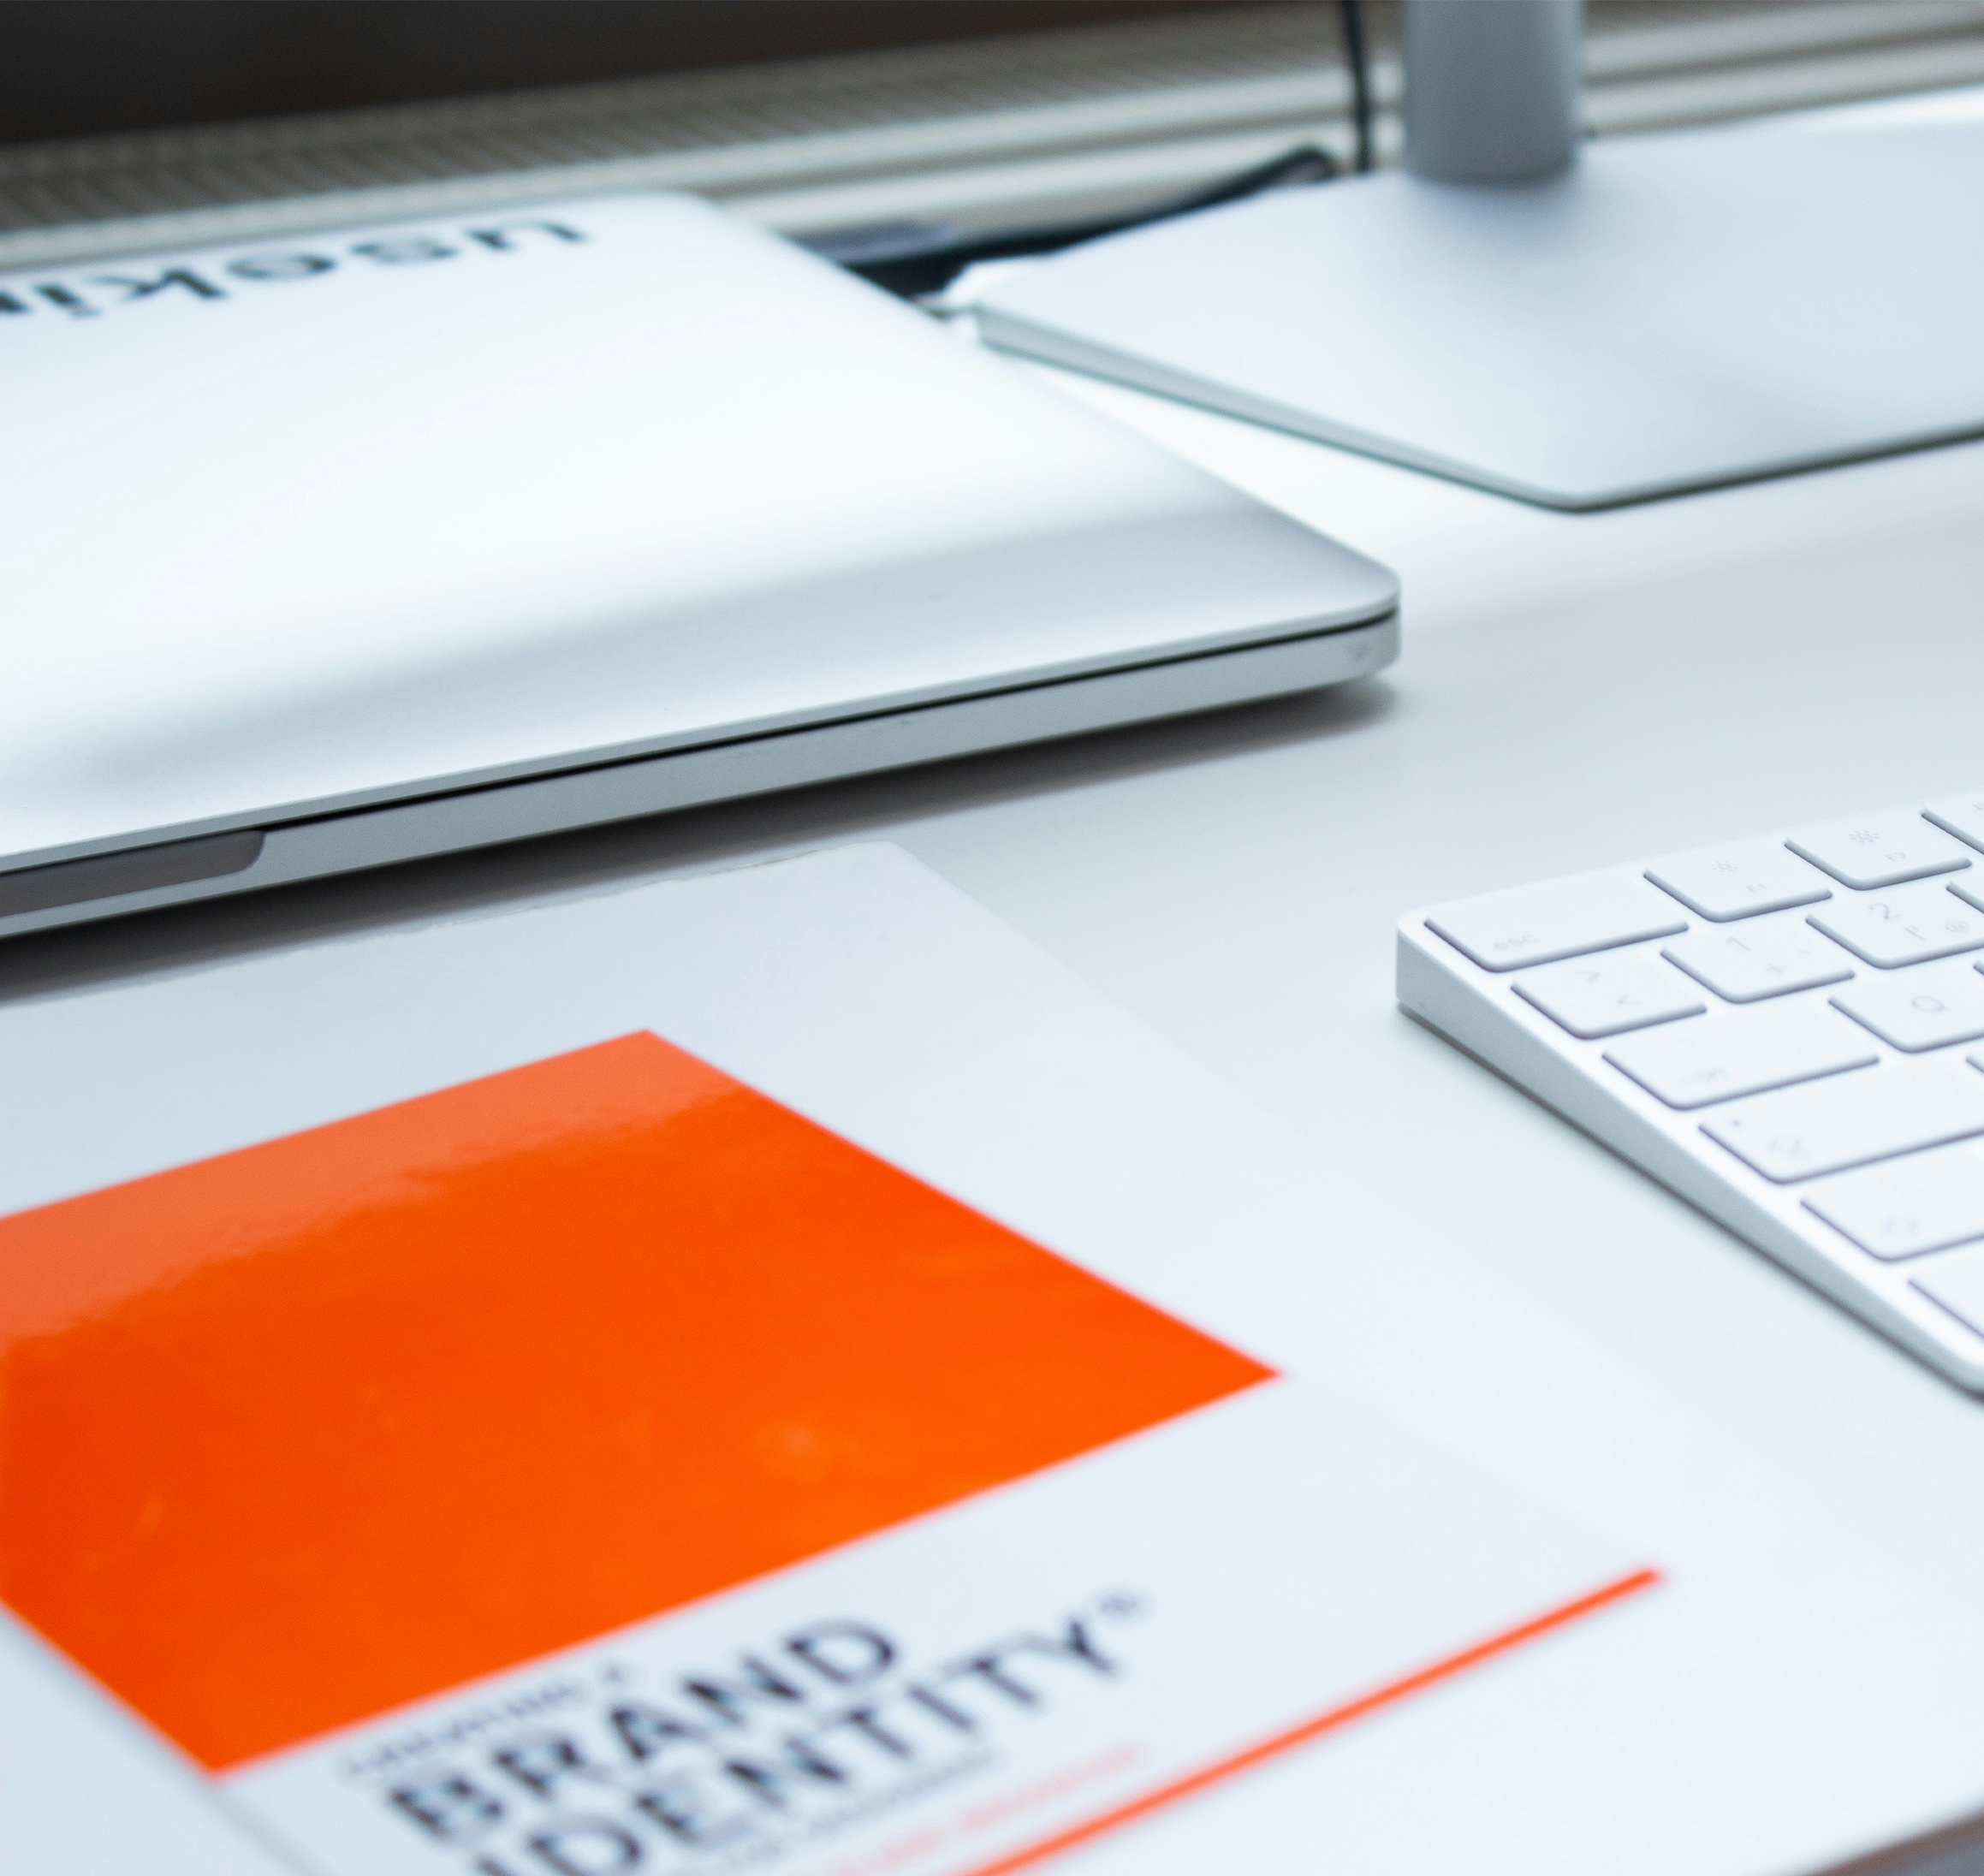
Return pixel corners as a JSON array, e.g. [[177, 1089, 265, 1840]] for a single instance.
[[0, 192, 1397, 877]]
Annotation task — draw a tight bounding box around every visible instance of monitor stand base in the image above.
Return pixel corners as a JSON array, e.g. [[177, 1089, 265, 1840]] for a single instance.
[[977, 119, 1984, 511]]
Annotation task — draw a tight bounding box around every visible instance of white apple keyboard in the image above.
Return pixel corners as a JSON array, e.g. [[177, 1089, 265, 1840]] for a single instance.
[[1398, 793, 1984, 1391]]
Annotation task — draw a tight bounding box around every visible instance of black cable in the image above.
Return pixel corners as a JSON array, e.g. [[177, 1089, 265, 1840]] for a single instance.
[[1339, 0, 1374, 174], [806, 142, 1339, 300]]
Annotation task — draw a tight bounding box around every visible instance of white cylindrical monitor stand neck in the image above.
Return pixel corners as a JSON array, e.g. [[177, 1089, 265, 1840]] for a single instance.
[[1402, 0, 1583, 182]]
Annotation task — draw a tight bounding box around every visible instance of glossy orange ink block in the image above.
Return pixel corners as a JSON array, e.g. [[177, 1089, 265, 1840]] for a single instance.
[[0, 1033, 1270, 1771]]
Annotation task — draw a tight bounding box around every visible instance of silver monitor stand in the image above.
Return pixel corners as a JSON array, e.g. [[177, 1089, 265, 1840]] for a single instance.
[[977, 0, 1984, 511]]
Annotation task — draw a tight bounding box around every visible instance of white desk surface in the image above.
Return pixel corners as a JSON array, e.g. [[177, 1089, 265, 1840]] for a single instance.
[[12, 325, 1984, 1623]]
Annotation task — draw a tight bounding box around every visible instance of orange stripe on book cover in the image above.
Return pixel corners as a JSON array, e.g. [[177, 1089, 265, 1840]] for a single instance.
[[0, 1033, 1272, 1770], [958, 1566, 1664, 1876]]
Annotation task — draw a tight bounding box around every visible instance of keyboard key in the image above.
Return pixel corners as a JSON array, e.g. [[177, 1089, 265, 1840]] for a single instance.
[[1945, 876, 1984, 920], [1806, 1137, 1984, 1259], [1785, 811, 1969, 889], [1644, 840, 1831, 922], [1833, 963, 1984, 1051], [1913, 1244, 1984, 1339], [1923, 791, 1984, 856], [1662, 917, 1852, 1004], [1703, 1059, 1984, 1182], [1808, 882, 1984, 968], [1425, 874, 1686, 972], [1604, 1001, 1874, 1110], [1512, 952, 1704, 1039]]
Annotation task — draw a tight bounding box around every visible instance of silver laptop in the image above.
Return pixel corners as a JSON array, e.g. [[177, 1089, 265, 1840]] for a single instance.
[[0, 193, 1397, 938]]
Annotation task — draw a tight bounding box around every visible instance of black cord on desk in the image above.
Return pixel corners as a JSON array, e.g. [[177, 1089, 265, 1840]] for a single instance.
[[807, 143, 1339, 300], [811, 9, 1375, 300], [1339, 0, 1375, 174]]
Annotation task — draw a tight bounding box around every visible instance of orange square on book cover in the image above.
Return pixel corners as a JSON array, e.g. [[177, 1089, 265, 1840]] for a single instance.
[[0, 1033, 1272, 1772]]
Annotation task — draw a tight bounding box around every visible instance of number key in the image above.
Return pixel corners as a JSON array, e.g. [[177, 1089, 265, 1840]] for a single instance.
[[1663, 915, 1852, 1003], [1809, 882, 1984, 969]]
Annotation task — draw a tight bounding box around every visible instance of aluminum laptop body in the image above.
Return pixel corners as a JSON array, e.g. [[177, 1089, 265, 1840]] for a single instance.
[[0, 193, 1397, 938]]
